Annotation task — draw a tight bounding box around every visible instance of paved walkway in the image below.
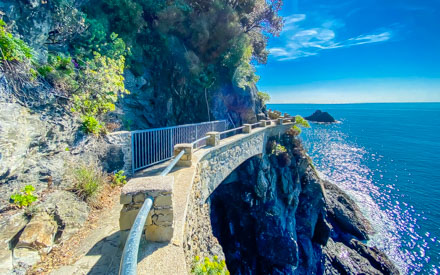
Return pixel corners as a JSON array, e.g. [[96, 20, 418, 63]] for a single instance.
[[50, 200, 122, 275]]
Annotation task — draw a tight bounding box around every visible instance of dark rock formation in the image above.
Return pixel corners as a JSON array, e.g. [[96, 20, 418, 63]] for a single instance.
[[209, 134, 399, 275], [305, 110, 336, 123]]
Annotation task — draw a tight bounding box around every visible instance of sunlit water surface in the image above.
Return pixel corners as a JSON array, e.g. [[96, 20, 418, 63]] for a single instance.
[[268, 103, 440, 274]]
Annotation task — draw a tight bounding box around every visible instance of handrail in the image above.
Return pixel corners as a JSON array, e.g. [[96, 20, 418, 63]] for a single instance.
[[160, 150, 185, 176], [220, 126, 245, 136], [119, 196, 154, 275], [191, 135, 209, 147], [131, 120, 226, 134]]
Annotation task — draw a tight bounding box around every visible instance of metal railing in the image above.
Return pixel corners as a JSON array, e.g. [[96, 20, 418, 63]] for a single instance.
[[219, 126, 245, 139], [120, 150, 186, 275], [119, 196, 154, 275], [121, 113, 294, 275], [131, 120, 227, 173]]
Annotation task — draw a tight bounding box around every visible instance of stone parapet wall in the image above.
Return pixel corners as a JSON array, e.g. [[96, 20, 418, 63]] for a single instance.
[[119, 176, 174, 243]]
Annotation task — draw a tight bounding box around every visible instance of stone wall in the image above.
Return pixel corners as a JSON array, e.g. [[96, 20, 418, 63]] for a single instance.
[[104, 131, 132, 175], [119, 176, 174, 243], [182, 124, 292, 272]]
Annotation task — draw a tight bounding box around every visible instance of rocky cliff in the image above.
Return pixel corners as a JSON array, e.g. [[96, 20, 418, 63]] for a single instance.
[[186, 133, 399, 274]]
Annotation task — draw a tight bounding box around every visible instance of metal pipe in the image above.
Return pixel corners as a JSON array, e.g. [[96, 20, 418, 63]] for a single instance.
[[220, 126, 245, 136], [160, 150, 185, 176], [119, 196, 154, 275]]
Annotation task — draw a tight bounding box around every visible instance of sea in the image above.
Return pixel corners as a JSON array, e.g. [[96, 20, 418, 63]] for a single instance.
[[268, 103, 440, 274]]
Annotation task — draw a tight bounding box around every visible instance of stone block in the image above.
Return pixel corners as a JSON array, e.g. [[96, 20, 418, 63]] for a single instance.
[[277, 118, 284, 125], [206, 132, 220, 147], [122, 176, 173, 198], [265, 120, 272, 126], [145, 224, 173, 242], [243, 124, 252, 134], [120, 193, 132, 205], [152, 208, 173, 226], [119, 207, 140, 231], [154, 194, 172, 208], [133, 193, 145, 203], [259, 121, 266, 127]]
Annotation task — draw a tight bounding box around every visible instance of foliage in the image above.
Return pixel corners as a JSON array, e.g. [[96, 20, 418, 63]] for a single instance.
[[72, 53, 128, 116], [0, 19, 32, 63], [295, 115, 310, 128], [257, 91, 271, 104], [192, 255, 229, 275], [81, 115, 103, 135], [287, 115, 310, 136], [70, 52, 129, 134], [37, 53, 78, 92], [272, 143, 287, 155], [112, 170, 127, 186], [69, 162, 106, 203], [10, 185, 38, 208]]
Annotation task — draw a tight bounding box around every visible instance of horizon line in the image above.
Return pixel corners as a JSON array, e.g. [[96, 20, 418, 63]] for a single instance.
[[267, 101, 440, 105]]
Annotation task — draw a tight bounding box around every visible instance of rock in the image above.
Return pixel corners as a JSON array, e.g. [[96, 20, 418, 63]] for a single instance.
[[37, 191, 89, 242], [305, 110, 336, 123], [313, 214, 332, 246], [324, 238, 389, 275], [0, 212, 29, 273], [16, 212, 57, 253], [12, 247, 41, 270], [323, 180, 374, 240], [349, 239, 400, 275]]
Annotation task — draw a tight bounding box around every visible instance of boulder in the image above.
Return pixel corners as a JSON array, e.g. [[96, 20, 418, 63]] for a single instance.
[[0, 212, 29, 273], [305, 110, 336, 123], [16, 212, 57, 253], [37, 191, 89, 242]]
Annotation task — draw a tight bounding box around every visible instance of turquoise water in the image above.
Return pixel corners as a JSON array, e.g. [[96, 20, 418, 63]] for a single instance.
[[268, 103, 440, 274]]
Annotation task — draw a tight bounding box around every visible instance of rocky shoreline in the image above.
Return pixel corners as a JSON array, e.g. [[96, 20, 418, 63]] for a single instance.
[[189, 133, 399, 274]]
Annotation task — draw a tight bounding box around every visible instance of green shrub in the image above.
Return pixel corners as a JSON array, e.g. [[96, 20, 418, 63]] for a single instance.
[[294, 115, 310, 128], [257, 91, 271, 104], [10, 185, 38, 208], [112, 170, 127, 186], [192, 256, 229, 275], [0, 19, 32, 63], [72, 52, 129, 133], [287, 115, 311, 137], [37, 53, 78, 92], [272, 143, 287, 155], [81, 115, 103, 135], [70, 162, 106, 203]]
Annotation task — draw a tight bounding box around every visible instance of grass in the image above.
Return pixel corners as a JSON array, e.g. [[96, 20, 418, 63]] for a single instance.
[[67, 161, 107, 207]]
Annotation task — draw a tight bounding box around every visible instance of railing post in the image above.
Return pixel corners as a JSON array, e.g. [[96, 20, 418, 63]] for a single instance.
[[243, 124, 252, 133], [277, 117, 284, 125], [174, 144, 193, 167], [206, 132, 220, 146], [259, 120, 266, 127]]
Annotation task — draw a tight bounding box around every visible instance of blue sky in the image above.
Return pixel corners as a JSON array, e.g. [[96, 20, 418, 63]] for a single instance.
[[256, 0, 440, 103]]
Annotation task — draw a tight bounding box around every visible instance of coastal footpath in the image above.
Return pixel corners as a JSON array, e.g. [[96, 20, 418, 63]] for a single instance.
[[0, 1, 400, 274]]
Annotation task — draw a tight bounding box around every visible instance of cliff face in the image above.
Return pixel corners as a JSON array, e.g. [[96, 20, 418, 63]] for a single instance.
[[190, 134, 399, 274]]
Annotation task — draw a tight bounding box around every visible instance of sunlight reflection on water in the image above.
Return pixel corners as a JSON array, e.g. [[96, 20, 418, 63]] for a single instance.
[[301, 122, 438, 275]]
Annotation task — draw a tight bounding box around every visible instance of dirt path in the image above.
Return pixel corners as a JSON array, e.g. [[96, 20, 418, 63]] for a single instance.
[[30, 187, 123, 275]]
